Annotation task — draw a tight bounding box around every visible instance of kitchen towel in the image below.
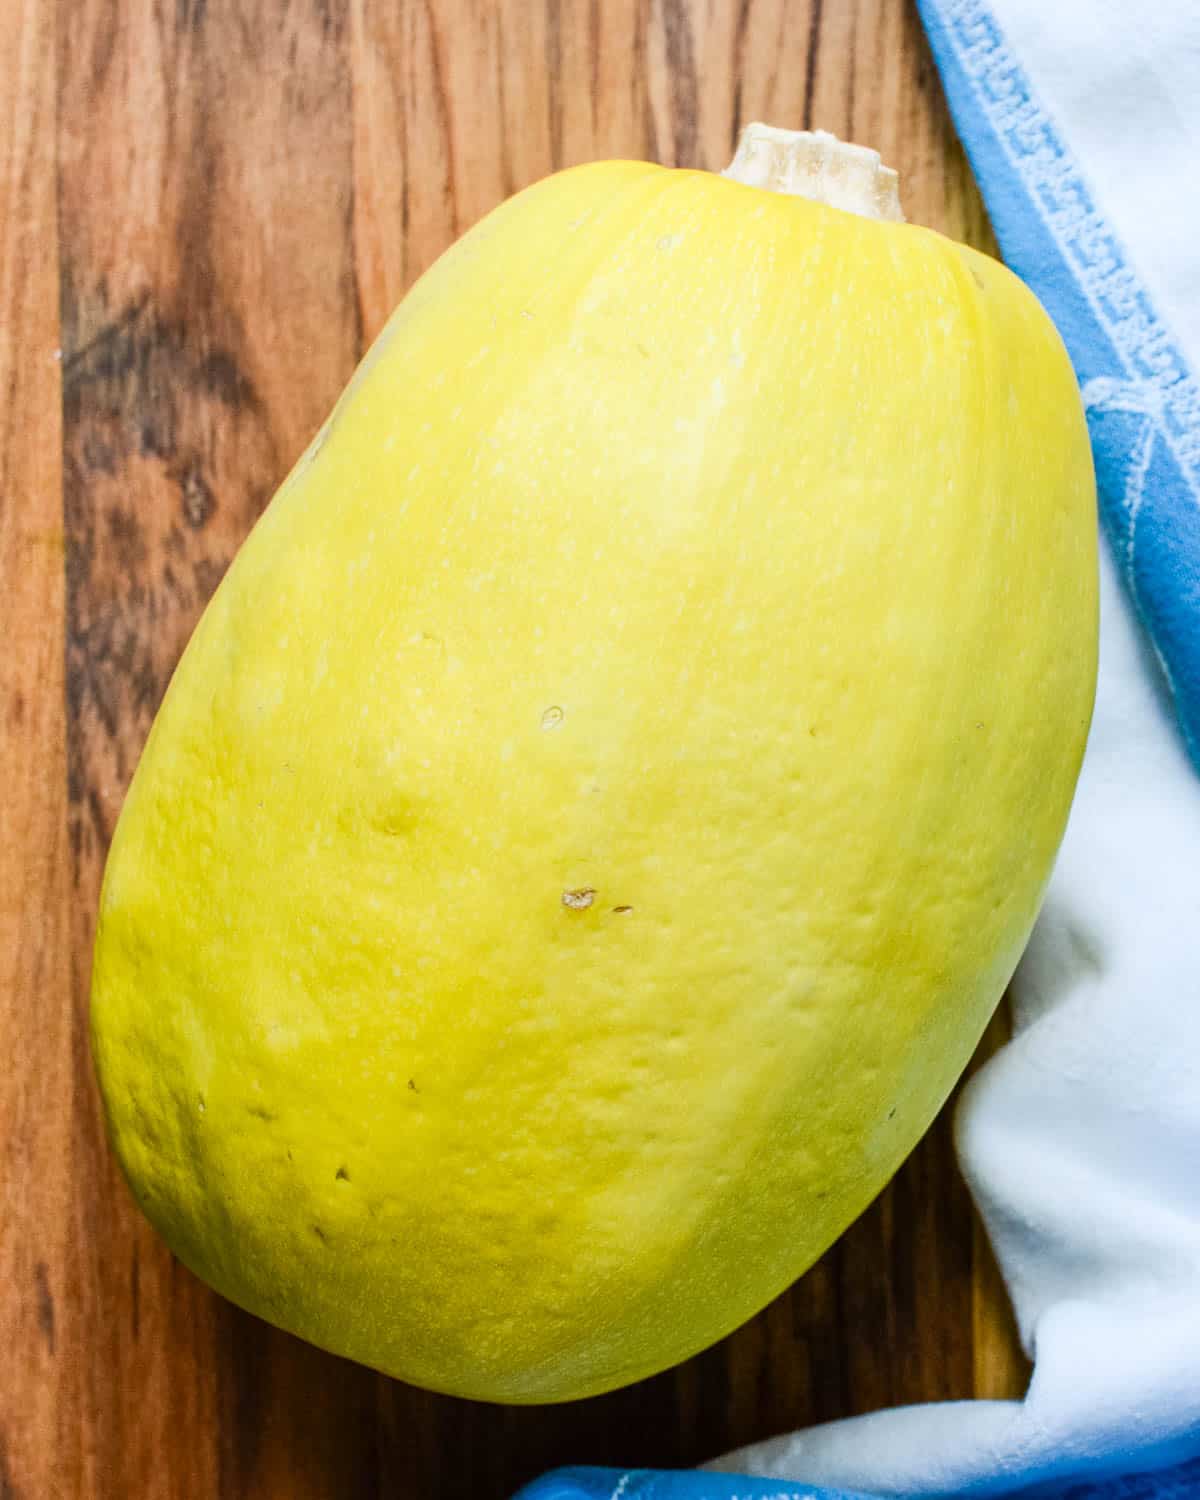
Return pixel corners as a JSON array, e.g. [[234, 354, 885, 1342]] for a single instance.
[[521, 0, 1200, 1496], [515, 1456, 1200, 1499]]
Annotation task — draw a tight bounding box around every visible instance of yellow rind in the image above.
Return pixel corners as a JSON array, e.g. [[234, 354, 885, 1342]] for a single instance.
[[91, 161, 1097, 1402]]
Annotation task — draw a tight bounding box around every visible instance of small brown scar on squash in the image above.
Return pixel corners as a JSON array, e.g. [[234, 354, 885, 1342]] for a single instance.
[[562, 887, 597, 910], [612, 905, 633, 914]]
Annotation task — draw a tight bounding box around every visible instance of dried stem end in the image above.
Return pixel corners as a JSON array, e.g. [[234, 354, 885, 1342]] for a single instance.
[[723, 124, 904, 223]]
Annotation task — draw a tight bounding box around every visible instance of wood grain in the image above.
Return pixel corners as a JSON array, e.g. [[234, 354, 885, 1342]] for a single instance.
[[3, 1, 1024, 1495], [1, 0, 70, 1493]]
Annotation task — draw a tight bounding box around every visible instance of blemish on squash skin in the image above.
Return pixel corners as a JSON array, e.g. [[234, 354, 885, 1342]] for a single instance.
[[612, 905, 633, 915], [562, 887, 597, 910], [335, 1165, 350, 1182]]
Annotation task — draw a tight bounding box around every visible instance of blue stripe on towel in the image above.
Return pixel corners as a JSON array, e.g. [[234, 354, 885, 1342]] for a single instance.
[[917, 0, 1200, 768]]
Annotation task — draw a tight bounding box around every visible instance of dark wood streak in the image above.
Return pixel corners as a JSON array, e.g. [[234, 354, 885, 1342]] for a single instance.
[[588, 0, 602, 131], [224, 1308, 267, 1491], [545, 0, 565, 170], [492, 20, 516, 201], [731, 0, 753, 140], [421, 0, 462, 239], [0, 1437, 20, 1500], [802, 0, 824, 131], [60, 295, 272, 857], [343, 175, 368, 365], [636, 3, 661, 166], [130, 1243, 140, 1339], [175, 0, 208, 34], [33, 1264, 55, 1355], [660, 0, 698, 165]]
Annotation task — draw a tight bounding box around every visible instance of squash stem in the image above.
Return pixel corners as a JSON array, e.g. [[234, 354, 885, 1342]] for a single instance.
[[722, 124, 904, 222]]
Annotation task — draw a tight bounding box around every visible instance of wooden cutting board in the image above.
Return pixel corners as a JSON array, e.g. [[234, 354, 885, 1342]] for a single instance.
[[1, 1, 1026, 1494]]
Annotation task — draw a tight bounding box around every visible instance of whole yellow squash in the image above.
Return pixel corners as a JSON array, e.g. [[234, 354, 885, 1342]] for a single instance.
[[91, 127, 1097, 1402]]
